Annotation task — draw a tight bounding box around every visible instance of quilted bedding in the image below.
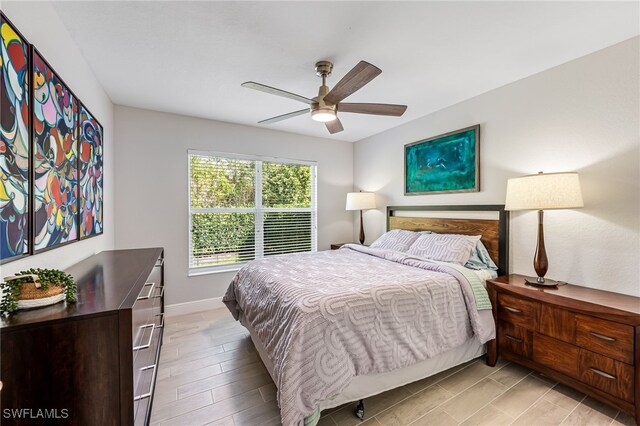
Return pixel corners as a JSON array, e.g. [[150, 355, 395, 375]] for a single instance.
[[223, 245, 495, 426]]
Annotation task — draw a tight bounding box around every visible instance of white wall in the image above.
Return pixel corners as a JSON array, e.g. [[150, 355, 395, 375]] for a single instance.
[[354, 37, 640, 296], [113, 106, 353, 305], [1, 1, 115, 277]]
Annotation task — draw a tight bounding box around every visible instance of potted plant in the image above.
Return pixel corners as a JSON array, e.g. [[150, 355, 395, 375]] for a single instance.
[[0, 268, 77, 315]]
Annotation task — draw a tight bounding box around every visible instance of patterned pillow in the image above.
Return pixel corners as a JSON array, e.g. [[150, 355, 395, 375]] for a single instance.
[[465, 240, 499, 271], [407, 233, 481, 265], [370, 230, 426, 252]]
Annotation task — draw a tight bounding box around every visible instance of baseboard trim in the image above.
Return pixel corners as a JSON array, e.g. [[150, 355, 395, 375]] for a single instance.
[[165, 297, 225, 317]]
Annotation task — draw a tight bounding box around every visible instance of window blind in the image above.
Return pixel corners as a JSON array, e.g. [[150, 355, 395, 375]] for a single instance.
[[188, 151, 317, 272]]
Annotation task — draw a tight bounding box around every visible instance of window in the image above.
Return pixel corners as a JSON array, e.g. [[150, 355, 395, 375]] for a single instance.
[[188, 150, 317, 274]]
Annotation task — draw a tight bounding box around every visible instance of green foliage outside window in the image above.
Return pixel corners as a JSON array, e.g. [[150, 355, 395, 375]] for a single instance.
[[190, 213, 256, 266], [190, 155, 314, 267], [262, 162, 311, 208], [190, 156, 255, 209]]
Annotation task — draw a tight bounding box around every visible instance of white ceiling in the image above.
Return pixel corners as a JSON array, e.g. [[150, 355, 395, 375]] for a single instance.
[[51, 1, 639, 142]]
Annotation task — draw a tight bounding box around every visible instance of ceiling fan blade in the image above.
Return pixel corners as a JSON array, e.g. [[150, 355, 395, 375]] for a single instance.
[[325, 118, 344, 134], [242, 82, 314, 105], [338, 103, 407, 116], [259, 109, 309, 124], [323, 61, 382, 105]]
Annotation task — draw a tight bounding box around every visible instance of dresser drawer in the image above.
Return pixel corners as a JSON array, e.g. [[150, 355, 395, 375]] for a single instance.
[[498, 321, 532, 358], [134, 359, 156, 426], [147, 261, 163, 292], [153, 282, 164, 309], [533, 334, 580, 379], [133, 321, 158, 391], [498, 294, 539, 330], [134, 397, 150, 426], [575, 314, 634, 365], [132, 309, 154, 373], [133, 321, 161, 421], [579, 349, 634, 403], [538, 305, 575, 344]]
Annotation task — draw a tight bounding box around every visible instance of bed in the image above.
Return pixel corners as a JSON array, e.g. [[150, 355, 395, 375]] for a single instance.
[[223, 205, 509, 426]]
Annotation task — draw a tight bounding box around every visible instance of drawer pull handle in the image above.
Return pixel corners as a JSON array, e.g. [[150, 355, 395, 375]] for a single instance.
[[156, 313, 165, 329], [134, 364, 157, 401], [137, 282, 155, 300], [155, 258, 164, 267], [505, 334, 523, 343], [589, 332, 615, 342], [589, 368, 616, 380], [154, 286, 165, 298], [504, 306, 523, 314], [133, 324, 155, 351]]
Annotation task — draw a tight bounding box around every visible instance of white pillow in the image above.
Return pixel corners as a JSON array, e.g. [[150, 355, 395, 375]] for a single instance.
[[370, 230, 425, 252], [407, 233, 481, 265]]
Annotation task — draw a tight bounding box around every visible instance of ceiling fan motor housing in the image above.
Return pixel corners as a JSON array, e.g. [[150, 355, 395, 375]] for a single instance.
[[311, 62, 337, 121], [315, 61, 333, 78], [311, 83, 337, 122]]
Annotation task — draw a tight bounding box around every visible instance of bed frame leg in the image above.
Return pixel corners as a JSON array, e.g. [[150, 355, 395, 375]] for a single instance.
[[355, 399, 365, 420]]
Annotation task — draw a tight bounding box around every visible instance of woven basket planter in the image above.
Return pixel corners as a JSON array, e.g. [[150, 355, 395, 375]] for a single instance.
[[1, 269, 77, 315], [6, 274, 66, 310]]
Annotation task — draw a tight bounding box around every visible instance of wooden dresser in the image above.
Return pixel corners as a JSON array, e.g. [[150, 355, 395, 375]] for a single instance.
[[0, 248, 164, 426], [487, 274, 640, 424]]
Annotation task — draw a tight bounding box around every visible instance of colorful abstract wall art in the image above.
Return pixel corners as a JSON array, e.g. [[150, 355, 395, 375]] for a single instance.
[[405, 125, 480, 195], [78, 103, 103, 239], [32, 49, 79, 252], [0, 13, 30, 263]]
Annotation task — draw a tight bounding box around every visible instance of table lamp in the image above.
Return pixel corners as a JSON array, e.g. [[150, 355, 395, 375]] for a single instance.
[[505, 172, 583, 286], [346, 192, 376, 245]]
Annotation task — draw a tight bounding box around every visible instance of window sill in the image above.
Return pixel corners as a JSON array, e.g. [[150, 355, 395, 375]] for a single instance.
[[188, 265, 243, 277]]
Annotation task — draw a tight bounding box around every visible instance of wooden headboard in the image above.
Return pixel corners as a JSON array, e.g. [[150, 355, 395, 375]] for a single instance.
[[387, 205, 509, 276]]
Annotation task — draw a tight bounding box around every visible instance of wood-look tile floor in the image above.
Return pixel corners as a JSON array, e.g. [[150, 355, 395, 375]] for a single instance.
[[150, 309, 634, 426]]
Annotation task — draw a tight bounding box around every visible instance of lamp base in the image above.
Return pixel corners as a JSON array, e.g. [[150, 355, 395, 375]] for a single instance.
[[524, 276, 561, 287]]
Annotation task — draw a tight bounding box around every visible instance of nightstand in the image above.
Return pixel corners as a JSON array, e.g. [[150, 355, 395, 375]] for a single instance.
[[331, 243, 368, 250], [331, 243, 350, 250], [486, 274, 640, 424]]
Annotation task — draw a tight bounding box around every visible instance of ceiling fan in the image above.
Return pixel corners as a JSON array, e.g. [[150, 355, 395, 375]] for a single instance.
[[241, 60, 407, 134]]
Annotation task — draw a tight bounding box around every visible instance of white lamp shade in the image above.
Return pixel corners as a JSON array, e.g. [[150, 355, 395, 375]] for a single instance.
[[505, 172, 584, 211], [346, 192, 376, 211]]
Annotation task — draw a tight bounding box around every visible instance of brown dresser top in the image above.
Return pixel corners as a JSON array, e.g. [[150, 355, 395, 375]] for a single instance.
[[489, 274, 640, 323], [0, 248, 163, 330]]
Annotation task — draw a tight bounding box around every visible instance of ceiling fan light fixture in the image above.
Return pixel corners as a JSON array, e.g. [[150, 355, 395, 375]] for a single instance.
[[311, 107, 337, 122]]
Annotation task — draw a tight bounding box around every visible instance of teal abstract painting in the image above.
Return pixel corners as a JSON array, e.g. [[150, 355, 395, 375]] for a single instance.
[[405, 125, 479, 194]]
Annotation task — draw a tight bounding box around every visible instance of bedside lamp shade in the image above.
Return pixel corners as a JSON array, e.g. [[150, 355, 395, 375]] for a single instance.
[[505, 172, 583, 211], [346, 192, 376, 245], [346, 192, 376, 211], [505, 172, 583, 286]]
